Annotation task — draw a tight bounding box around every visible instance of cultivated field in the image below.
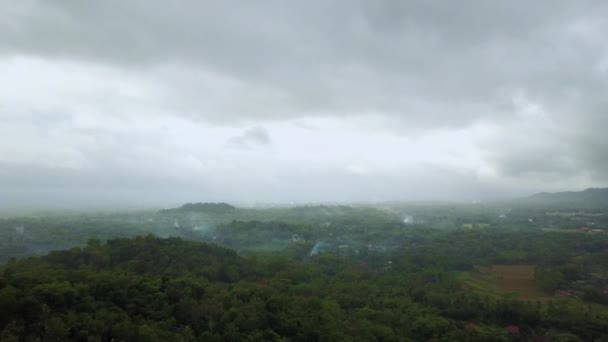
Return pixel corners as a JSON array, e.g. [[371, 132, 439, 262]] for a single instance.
[[491, 265, 538, 296], [459, 264, 546, 299]]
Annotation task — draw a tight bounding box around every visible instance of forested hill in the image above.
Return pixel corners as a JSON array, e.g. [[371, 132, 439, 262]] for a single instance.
[[527, 188, 608, 206], [2, 235, 608, 341], [161, 202, 236, 214]]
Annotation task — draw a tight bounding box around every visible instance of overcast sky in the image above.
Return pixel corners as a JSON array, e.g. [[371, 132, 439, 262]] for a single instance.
[[1, 1, 608, 208]]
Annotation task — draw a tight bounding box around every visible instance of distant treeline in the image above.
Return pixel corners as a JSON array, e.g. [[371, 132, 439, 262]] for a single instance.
[[161, 202, 236, 214]]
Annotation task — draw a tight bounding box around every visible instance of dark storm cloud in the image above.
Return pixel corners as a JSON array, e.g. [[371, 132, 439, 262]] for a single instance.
[[4, 1, 604, 126]]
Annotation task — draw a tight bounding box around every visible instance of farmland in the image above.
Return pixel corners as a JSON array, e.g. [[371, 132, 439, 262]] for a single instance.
[[459, 264, 547, 299]]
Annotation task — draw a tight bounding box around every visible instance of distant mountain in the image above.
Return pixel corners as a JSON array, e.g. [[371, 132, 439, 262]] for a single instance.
[[161, 202, 236, 214], [527, 188, 608, 206]]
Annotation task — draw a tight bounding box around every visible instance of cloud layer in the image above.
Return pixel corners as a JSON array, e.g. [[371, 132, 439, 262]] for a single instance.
[[1, 1, 607, 208]]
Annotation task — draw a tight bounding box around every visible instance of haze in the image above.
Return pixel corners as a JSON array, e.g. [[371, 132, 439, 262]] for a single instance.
[[1, 1, 608, 209]]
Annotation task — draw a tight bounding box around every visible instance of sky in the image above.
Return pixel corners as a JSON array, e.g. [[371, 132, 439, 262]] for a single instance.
[[1, 1, 608, 208]]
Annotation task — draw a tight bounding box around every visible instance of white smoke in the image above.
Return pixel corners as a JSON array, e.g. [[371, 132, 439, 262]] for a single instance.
[[402, 215, 414, 224], [309, 241, 325, 256]]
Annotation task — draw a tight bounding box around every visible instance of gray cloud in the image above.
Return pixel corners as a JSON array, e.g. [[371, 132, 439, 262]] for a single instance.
[[1, 1, 608, 207], [227, 127, 271, 149], [4, 1, 603, 126]]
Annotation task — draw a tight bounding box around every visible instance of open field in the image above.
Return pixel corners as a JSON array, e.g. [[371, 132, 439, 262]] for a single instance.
[[546, 211, 606, 217], [458, 264, 547, 299], [545, 211, 579, 217], [492, 265, 538, 296], [541, 228, 583, 233], [461, 223, 491, 230]]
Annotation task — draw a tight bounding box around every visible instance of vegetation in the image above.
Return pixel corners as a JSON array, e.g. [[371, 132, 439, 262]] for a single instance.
[[528, 188, 608, 207], [161, 203, 237, 214], [1, 201, 608, 340]]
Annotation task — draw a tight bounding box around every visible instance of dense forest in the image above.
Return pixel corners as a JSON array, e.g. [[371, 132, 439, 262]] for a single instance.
[[2, 202, 608, 340]]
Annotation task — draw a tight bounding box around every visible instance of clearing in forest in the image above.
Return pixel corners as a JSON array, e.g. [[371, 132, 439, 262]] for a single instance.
[[459, 264, 546, 299]]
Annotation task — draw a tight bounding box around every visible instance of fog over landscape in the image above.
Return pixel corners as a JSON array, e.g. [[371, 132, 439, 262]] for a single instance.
[[2, 1, 608, 208]]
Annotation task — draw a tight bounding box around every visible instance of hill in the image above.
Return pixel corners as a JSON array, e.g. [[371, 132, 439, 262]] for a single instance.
[[161, 202, 236, 214], [2, 235, 608, 340], [0, 235, 475, 341], [527, 188, 608, 206]]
